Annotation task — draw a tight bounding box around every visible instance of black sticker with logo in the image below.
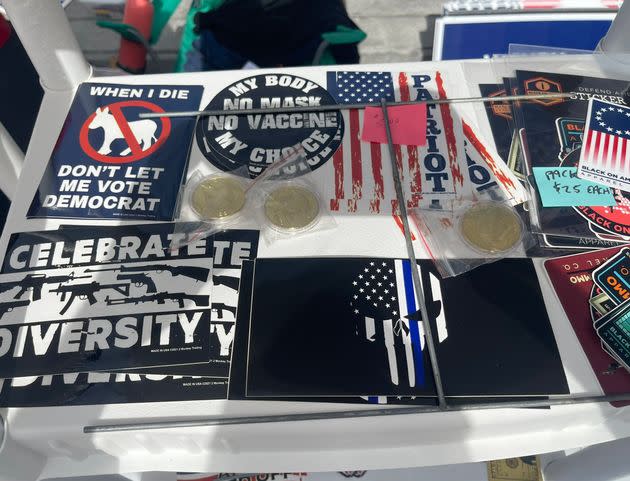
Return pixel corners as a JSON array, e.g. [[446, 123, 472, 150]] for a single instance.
[[515, 70, 630, 247], [195, 74, 344, 178]]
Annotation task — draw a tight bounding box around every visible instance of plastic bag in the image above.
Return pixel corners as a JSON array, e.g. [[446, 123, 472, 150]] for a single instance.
[[247, 154, 336, 244], [251, 178, 335, 244], [169, 165, 255, 251], [169, 143, 335, 249], [411, 188, 533, 278]]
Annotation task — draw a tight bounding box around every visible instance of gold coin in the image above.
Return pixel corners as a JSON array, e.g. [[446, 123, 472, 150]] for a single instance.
[[264, 185, 320, 230], [459, 202, 522, 254], [191, 177, 246, 220]]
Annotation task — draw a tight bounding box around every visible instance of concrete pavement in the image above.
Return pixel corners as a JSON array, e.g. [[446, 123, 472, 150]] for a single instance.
[[346, 0, 443, 63], [66, 0, 443, 70]]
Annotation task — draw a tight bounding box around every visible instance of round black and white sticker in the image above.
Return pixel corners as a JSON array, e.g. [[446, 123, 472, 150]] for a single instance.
[[196, 74, 344, 178]]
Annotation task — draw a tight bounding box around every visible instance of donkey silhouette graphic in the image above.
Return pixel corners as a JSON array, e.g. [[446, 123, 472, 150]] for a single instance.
[[88, 106, 158, 156]]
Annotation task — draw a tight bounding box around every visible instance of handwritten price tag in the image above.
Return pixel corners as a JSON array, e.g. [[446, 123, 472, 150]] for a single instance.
[[361, 105, 427, 146], [533, 167, 617, 207]]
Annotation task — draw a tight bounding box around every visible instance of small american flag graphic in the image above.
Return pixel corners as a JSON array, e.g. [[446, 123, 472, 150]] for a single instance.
[[350, 259, 425, 387], [326, 70, 461, 215], [578, 99, 630, 189]]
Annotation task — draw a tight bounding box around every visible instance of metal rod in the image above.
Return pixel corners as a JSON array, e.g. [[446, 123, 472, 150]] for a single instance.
[[380, 99, 447, 409], [83, 392, 630, 433], [138, 93, 573, 119]]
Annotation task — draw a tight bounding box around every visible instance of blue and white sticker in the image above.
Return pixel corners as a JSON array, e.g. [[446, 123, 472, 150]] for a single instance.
[[28, 83, 203, 220]]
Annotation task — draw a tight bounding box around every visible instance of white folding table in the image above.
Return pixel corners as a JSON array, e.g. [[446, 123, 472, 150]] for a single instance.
[[2, 1, 630, 480]]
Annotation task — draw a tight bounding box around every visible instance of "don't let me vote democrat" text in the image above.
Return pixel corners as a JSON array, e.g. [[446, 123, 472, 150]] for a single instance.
[[42, 164, 165, 212]]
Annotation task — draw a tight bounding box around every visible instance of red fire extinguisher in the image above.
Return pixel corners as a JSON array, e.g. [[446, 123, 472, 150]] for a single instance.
[[0, 16, 11, 49], [117, 0, 154, 74]]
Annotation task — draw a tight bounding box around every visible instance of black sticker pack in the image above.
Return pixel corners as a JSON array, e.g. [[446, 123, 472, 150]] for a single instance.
[[248, 258, 432, 397], [512, 71, 630, 249], [234, 258, 569, 398], [227, 261, 436, 405]]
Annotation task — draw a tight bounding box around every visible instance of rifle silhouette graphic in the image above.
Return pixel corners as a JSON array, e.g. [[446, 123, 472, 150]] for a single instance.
[[105, 291, 209, 308], [85, 263, 209, 282], [49, 281, 130, 315], [0, 272, 89, 301], [212, 275, 239, 291], [212, 303, 237, 319], [117, 273, 157, 293], [0, 300, 29, 319]]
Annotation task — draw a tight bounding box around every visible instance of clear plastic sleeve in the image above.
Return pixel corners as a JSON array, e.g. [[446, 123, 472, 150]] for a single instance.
[[169, 165, 256, 251], [168, 143, 337, 249], [411, 188, 534, 278], [248, 162, 336, 244]]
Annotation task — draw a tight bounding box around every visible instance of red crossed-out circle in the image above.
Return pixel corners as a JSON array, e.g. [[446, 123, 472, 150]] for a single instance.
[[79, 100, 171, 164]]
